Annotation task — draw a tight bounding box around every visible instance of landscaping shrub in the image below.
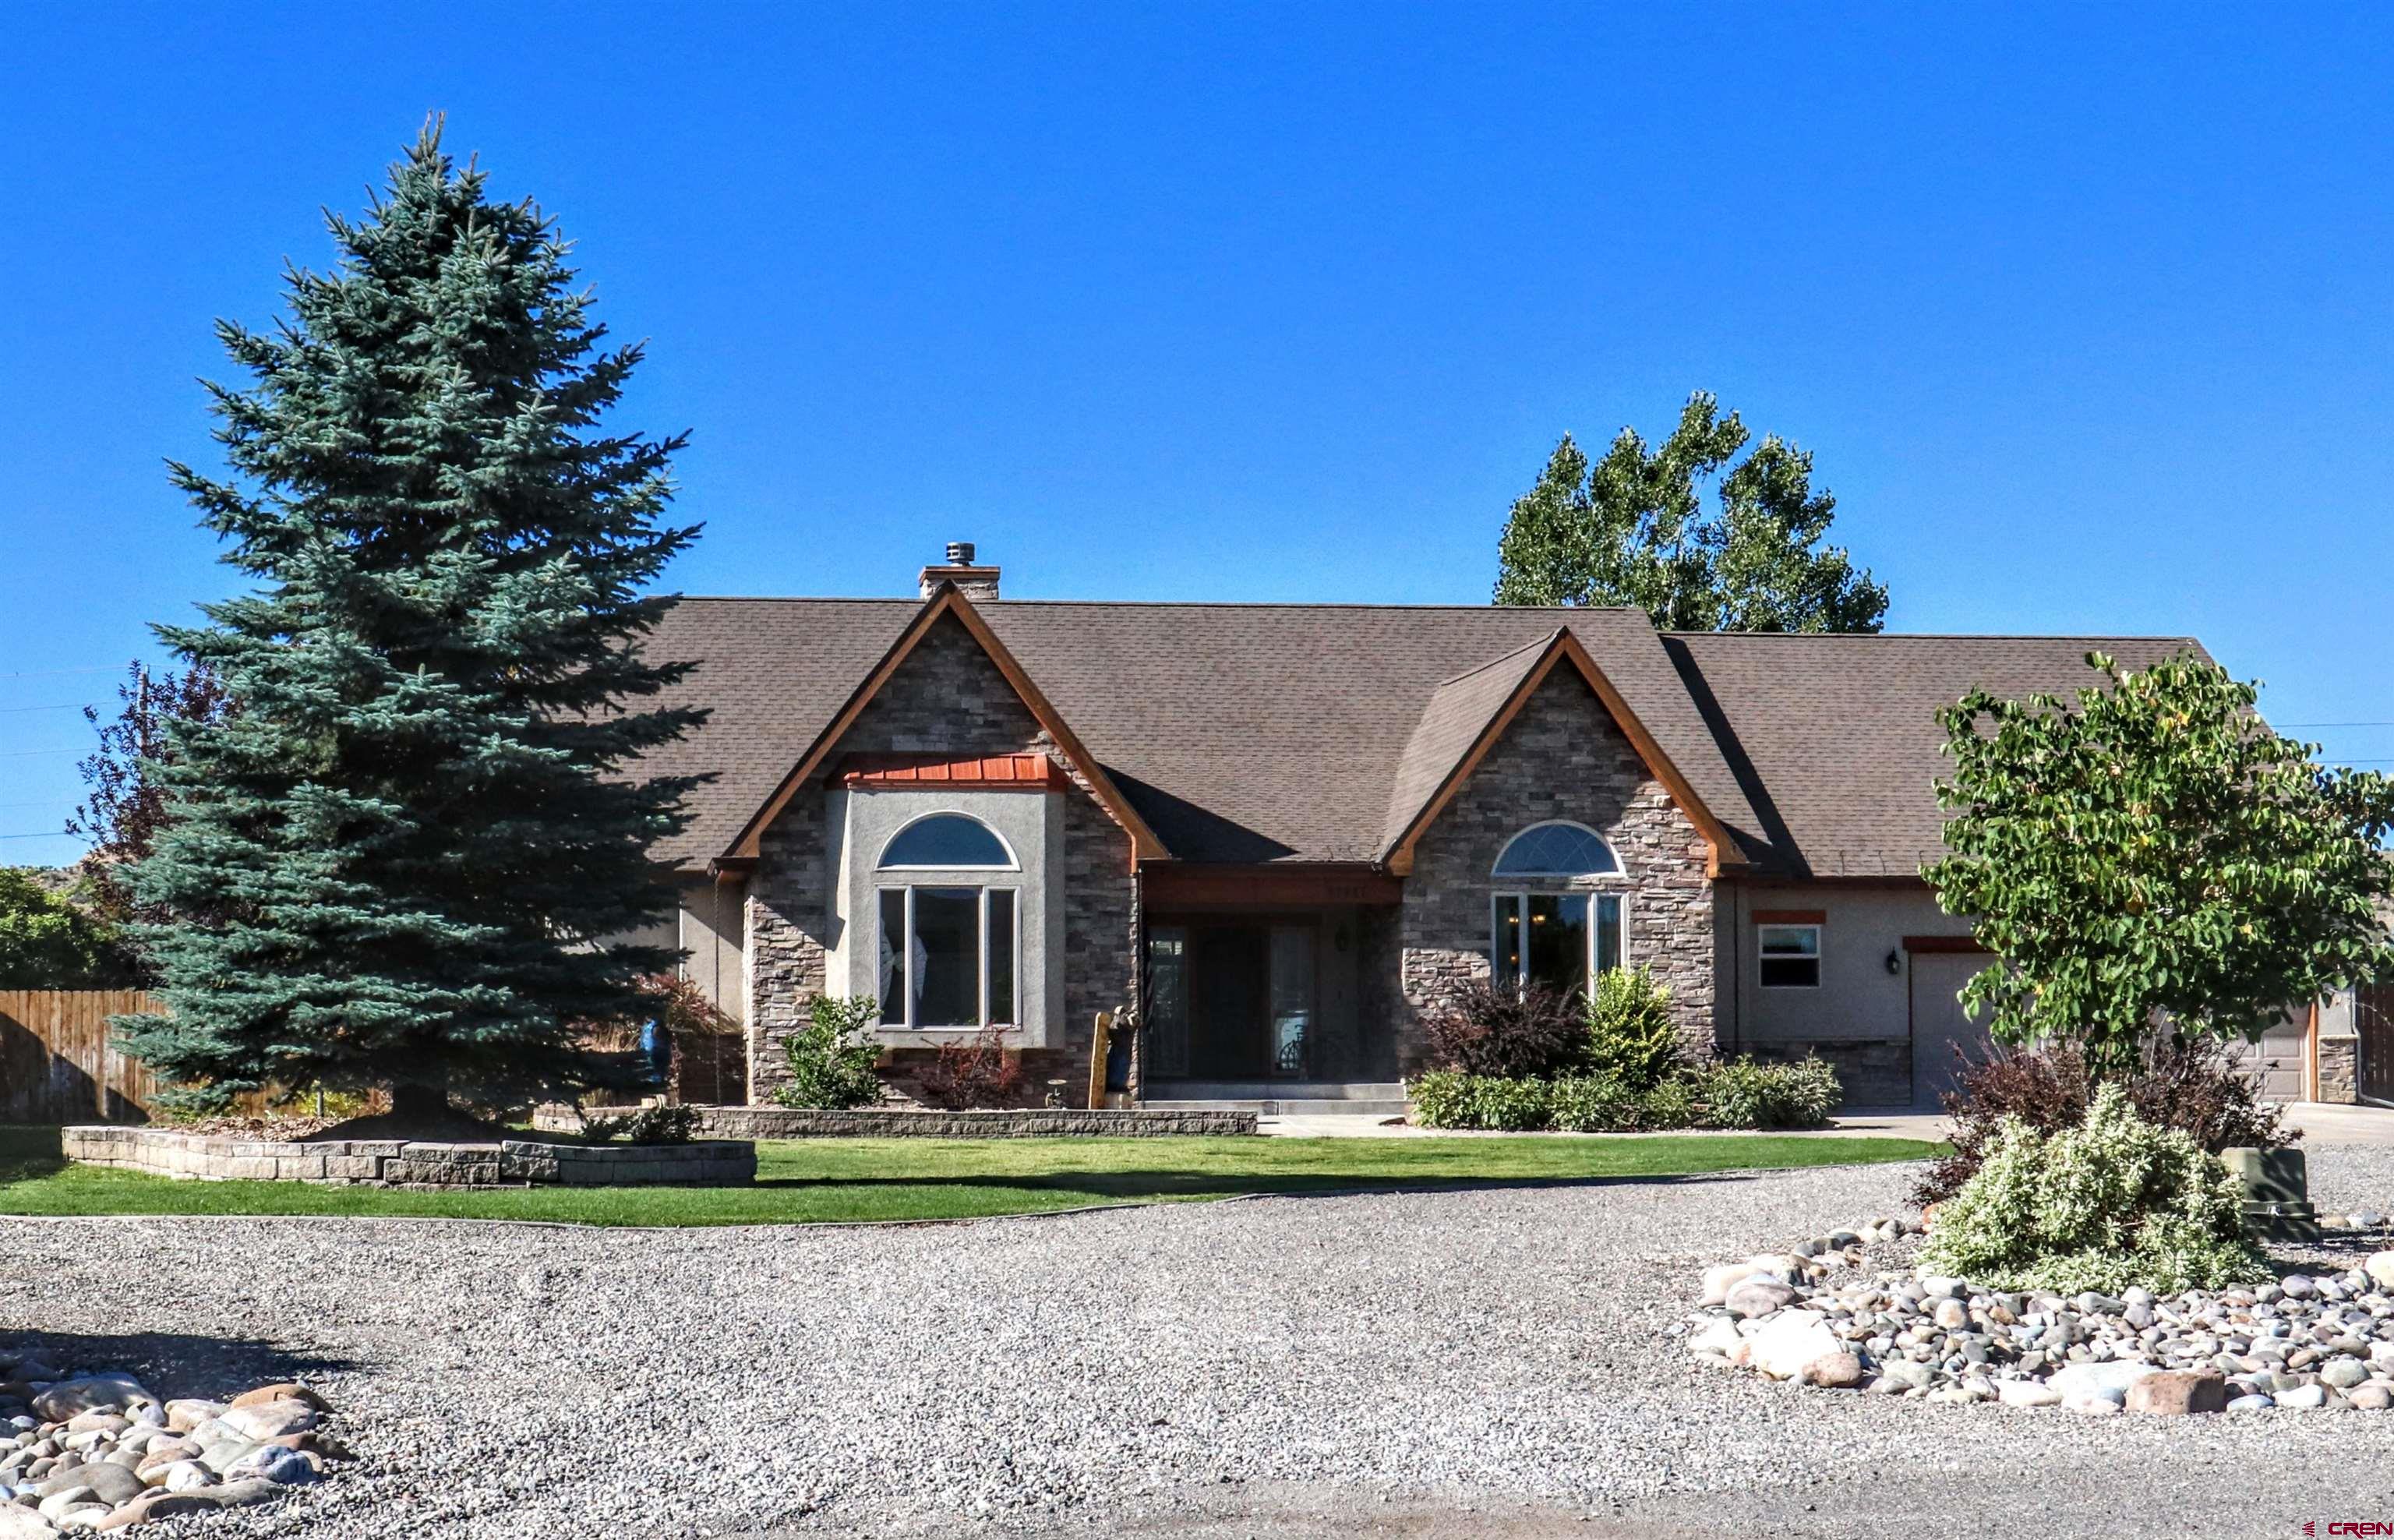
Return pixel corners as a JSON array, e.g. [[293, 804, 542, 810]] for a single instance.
[[1421, 980, 1584, 1079], [1584, 968, 1680, 1090], [916, 1024, 1027, 1111], [1548, 1075, 1640, 1133], [1917, 1083, 2269, 1294], [773, 996, 886, 1110], [581, 1104, 701, 1144], [1912, 1038, 2296, 1207], [1407, 1071, 1553, 1130], [1696, 1056, 1839, 1130]]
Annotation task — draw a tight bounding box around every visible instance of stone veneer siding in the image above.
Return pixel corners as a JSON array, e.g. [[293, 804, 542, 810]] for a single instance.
[[62, 1126, 757, 1187], [1396, 667, 1714, 1072], [744, 614, 1137, 1104], [2318, 1033, 2359, 1104]]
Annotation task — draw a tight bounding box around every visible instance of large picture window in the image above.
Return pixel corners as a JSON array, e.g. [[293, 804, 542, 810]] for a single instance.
[[874, 812, 1019, 1028], [1492, 892, 1624, 998], [877, 886, 1019, 1027]]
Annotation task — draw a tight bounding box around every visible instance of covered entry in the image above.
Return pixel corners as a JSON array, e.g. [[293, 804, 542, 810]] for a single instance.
[[1905, 936, 1994, 1107], [1139, 864, 1402, 1089]]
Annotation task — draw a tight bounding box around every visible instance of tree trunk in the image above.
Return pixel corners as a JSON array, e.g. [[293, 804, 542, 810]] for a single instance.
[[386, 1079, 450, 1127]]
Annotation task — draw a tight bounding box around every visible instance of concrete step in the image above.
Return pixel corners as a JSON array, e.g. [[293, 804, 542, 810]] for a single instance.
[[1145, 1083, 1409, 1117]]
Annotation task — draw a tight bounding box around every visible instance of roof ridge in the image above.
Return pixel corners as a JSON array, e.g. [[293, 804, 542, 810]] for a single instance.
[[667, 595, 1647, 614], [1432, 629, 1561, 687], [1665, 629, 2202, 642]]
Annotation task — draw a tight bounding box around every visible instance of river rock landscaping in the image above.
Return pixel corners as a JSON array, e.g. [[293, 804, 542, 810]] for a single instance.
[[1680, 1210, 2394, 1413], [0, 1354, 345, 1533]]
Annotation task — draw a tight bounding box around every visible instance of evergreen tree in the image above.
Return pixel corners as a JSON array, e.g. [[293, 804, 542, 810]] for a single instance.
[[120, 124, 704, 1119], [1493, 392, 1888, 633]]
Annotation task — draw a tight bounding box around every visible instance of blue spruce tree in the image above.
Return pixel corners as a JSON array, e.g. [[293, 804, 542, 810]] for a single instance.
[[119, 123, 704, 1121]]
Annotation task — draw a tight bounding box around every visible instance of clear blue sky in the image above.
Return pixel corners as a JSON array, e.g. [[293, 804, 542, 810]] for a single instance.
[[2, 4, 2387, 867]]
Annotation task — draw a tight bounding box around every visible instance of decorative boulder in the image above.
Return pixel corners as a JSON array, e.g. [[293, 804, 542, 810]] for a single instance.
[[2124, 1370, 2227, 1416], [1748, 1310, 1841, 1380]]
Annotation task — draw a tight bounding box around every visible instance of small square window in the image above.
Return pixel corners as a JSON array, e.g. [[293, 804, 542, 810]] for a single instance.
[[1758, 924, 1820, 989]]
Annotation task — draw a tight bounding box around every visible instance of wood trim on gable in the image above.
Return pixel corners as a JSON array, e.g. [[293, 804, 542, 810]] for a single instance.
[[720, 587, 1170, 868], [1382, 628, 1741, 880]]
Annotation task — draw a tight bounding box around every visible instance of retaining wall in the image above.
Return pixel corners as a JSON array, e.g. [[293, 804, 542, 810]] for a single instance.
[[690, 1105, 1257, 1139], [62, 1126, 757, 1187]]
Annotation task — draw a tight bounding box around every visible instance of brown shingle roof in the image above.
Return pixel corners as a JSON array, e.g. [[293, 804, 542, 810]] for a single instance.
[[1663, 631, 2208, 878], [632, 595, 2209, 881], [639, 598, 1765, 871]]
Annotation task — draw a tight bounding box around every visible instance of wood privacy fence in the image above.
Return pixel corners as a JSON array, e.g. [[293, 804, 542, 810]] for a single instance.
[[0, 990, 166, 1124]]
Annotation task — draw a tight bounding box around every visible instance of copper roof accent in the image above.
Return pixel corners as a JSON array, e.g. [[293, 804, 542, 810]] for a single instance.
[[838, 753, 1065, 789], [632, 594, 2209, 880]]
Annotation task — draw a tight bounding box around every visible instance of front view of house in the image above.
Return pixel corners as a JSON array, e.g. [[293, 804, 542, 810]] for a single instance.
[[627, 546, 2322, 1111]]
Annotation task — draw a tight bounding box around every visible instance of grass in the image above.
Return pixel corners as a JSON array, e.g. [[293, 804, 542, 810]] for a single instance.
[[0, 1125, 1944, 1228]]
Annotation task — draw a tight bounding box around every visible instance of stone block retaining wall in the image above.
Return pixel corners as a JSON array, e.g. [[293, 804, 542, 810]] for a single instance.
[[62, 1126, 757, 1187], [691, 1105, 1256, 1139]]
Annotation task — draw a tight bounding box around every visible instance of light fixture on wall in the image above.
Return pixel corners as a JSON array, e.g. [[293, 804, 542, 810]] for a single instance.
[[1884, 949, 1903, 976]]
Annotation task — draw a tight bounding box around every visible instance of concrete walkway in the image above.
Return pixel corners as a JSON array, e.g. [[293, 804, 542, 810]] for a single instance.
[[1259, 1100, 2394, 1142]]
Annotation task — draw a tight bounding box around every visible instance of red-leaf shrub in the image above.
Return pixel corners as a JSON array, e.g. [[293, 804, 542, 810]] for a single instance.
[[1421, 980, 1584, 1079], [1913, 1037, 2296, 1207], [916, 1025, 1027, 1111]]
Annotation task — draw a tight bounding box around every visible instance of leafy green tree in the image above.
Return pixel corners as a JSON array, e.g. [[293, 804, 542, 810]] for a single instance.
[[0, 869, 132, 987], [1926, 651, 2394, 1074], [1493, 391, 1888, 633], [121, 124, 704, 1119]]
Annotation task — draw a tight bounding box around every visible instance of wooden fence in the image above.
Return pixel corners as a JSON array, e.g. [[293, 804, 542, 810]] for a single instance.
[[0, 990, 165, 1124]]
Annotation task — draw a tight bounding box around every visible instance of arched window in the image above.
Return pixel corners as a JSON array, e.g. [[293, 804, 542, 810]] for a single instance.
[[878, 813, 1014, 870], [1490, 822, 1626, 998], [874, 812, 1019, 1029], [1491, 821, 1619, 878]]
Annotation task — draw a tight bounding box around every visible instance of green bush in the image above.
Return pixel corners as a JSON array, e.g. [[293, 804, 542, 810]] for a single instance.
[[1408, 1070, 1553, 1130], [1637, 1075, 1702, 1130], [772, 996, 886, 1110], [1548, 1075, 1638, 1132], [1584, 968, 1681, 1090], [1917, 1083, 2268, 1294], [1696, 1056, 1840, 1130]]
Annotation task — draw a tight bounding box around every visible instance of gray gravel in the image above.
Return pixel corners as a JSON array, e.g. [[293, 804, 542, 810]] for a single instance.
[[12, 1149, 2394, 1539]]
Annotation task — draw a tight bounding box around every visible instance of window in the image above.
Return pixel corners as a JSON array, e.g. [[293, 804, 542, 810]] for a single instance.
[[1758, 924, 1820, 989], [878, 813, 1013, 869], [1492, 821, 1620, 878], [877, 885, 1019, 1027], [1492, 892, 1625, 998]]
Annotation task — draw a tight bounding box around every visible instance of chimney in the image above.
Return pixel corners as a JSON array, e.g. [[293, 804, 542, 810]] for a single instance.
[[918, 540, 1001, 601]]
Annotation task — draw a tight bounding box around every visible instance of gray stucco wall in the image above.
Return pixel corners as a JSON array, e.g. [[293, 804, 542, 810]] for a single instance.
[[831, 786, 1065, 1047], [743, 613, 1136, 1104], [1396, 667, 1714, 1072]]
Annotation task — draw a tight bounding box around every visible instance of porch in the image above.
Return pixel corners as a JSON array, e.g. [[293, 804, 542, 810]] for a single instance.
[[1138, 864, 1404, 1104]]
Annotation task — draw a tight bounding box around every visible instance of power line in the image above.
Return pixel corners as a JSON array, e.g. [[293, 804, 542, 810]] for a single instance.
[[0, 666, 120, 680], [0, 748, 83, 759], [2279, 721, 2394, 729], [0, 702, 92, 715], [0, 832, 75, 842]]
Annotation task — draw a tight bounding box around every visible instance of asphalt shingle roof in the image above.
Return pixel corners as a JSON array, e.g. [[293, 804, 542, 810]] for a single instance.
[[631, 595, 2208, 880]]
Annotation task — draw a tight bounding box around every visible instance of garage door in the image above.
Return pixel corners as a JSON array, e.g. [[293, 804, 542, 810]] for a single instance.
[[1909, 950, 1995, 1107]]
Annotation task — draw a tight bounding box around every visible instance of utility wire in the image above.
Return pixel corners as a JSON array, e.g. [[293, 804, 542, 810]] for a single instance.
[[0, 748, 84, 759], [0, 666, 120, 680], [0, 702, 92, 714]]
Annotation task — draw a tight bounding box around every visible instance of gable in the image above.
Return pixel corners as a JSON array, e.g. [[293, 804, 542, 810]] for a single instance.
[[1381, 630, 1738, 878], [721, 595, 1165, 866]]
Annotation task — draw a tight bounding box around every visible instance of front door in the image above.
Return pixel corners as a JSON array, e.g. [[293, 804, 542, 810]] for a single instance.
[[1148, 920, 1317, 1080]]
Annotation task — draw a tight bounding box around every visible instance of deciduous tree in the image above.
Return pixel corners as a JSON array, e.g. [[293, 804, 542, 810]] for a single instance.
[[1926, 651, 2394, 1073]]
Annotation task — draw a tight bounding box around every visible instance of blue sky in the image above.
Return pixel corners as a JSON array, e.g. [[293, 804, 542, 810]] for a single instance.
[[2, 3, 2388, 867]]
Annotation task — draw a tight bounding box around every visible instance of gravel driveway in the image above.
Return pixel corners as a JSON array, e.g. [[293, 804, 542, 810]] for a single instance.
[[12, 1150, 2394, 1540]]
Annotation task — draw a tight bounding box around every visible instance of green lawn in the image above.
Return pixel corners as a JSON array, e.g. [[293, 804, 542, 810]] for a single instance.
[[0, 1125, 1941, 1227]]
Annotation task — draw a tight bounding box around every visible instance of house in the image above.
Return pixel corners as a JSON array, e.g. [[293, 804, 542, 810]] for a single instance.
[[625, 544, 2323, 1111]]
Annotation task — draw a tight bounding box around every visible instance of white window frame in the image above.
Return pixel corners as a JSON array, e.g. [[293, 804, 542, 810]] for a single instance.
[[1757, 923, 1822, 991], [1490, 891, 1631, 994], [878, 882, 1022, 1028], [875, 811, 1019, 872]]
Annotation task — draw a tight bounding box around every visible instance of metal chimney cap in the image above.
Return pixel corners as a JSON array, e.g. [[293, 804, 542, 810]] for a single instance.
[[945, 541, 976, 565]]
